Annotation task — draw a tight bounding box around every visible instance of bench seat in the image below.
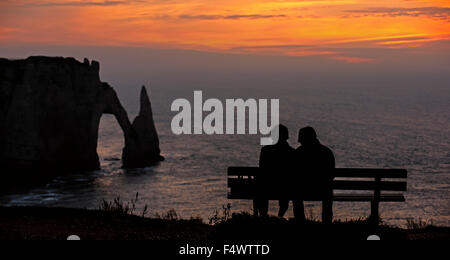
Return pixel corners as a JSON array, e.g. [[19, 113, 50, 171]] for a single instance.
[[228, 193, 405, 202]]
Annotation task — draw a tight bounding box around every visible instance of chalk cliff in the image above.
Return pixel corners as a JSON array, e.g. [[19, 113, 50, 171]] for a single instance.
[[0, 56, 163, 173]]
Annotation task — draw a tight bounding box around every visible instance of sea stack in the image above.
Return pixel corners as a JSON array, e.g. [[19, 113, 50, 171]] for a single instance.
[[122, 86, 164, 168], [0, 56, 163, 174]]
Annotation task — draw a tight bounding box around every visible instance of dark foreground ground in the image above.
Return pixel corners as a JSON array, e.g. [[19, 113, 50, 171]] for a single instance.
[[0, 206, 448, 240]]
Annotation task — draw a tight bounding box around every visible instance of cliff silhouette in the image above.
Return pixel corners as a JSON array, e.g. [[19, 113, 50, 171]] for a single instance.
[[0, 56, 163, 176]]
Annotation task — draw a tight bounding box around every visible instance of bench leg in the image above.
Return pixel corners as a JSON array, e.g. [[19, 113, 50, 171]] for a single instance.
[[371, 178, 381, 225], [370, 200, 380, 225]]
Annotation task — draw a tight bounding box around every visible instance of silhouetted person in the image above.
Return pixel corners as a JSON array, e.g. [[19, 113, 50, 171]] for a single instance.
[[254, 125, 295, 217], [294, 127, 335, 223]]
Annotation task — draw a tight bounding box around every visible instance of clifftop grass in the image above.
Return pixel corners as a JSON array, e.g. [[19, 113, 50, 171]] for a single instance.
[[0, 206, 448, 240]]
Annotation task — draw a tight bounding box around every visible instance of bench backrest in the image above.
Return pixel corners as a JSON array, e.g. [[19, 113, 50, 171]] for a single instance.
[[228, 167, 407, 192]]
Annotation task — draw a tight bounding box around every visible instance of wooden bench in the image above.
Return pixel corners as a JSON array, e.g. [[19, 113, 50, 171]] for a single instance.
[[227, 167, 407, 224]]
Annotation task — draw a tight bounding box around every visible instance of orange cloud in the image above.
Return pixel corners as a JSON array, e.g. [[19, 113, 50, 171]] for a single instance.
[[331, 56, 375, 64], [0, 27, 23, 40], [284, 50, 338, 57]]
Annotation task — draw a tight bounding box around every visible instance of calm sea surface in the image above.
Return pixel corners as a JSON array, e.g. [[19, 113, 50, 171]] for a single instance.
[[1, 85, 449, 227]]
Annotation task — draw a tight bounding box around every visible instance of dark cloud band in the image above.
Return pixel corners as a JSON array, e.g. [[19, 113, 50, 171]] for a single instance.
[[345, 7, 450, 20], [179, 14, 287, 20], [24, 1, 128, 7]]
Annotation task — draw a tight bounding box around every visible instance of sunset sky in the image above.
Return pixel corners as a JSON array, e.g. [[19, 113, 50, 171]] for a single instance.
[[0, 0, 449, 63]]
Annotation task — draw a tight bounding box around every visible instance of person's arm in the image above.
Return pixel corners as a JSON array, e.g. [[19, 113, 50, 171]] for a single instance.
[[329, 149, 335, 169], [327, 148, 336, 181]]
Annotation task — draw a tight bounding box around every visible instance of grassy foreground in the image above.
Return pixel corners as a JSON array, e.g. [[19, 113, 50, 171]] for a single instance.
[[0, 206, 449, 240]]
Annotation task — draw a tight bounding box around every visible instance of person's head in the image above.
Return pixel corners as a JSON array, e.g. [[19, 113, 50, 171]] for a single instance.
[[274, 124, 289, 143], [298, 126, 318, 146]]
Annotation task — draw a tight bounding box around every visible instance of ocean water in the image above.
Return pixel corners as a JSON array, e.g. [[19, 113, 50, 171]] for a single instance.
[[0, 85, 449, 227]]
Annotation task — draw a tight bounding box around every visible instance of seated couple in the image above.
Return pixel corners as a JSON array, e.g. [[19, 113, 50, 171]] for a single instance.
[[254, 125, 335, 223]]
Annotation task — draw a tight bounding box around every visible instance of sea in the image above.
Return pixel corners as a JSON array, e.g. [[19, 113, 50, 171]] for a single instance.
[[0, 84, 449, 227]]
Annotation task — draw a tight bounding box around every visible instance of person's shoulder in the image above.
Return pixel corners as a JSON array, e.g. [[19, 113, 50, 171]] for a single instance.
[[282, 142, 295, 151], [261, 145, 275, 152], [320, 144, 334, 155]]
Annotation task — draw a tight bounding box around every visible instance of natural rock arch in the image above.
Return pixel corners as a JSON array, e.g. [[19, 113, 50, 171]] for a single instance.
[[0, 56, 163, 173]]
